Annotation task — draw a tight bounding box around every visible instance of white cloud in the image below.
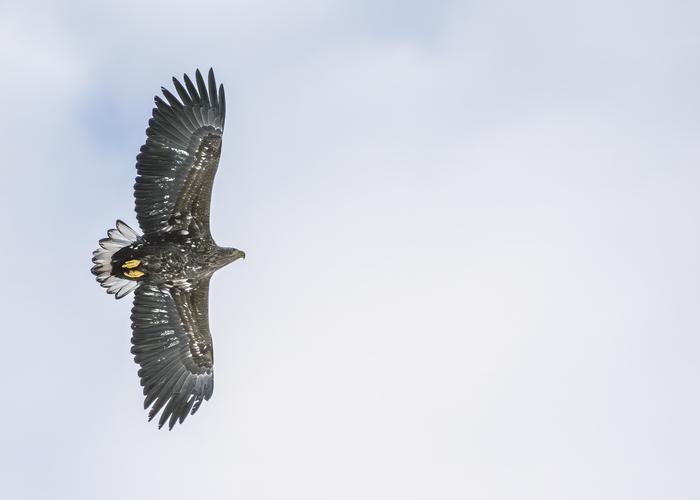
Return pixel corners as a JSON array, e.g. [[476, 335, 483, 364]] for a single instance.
[[1, 1, 699, 499]]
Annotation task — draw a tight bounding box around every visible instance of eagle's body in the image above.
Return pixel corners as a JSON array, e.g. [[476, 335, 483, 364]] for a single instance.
[[111, 233, 241, 288], [91, 69, 244, 430]]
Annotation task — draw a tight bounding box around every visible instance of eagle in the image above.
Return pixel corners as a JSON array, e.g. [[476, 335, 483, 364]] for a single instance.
[[91, 69, 245, 430]]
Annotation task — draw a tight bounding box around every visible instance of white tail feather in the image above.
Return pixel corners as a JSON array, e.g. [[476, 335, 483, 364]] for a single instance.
[[92, 220, 142, 299]]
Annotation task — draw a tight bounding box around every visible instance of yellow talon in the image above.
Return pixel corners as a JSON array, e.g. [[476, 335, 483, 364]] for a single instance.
[[124, 269, 145, 278], [122, 259, 141, 269]]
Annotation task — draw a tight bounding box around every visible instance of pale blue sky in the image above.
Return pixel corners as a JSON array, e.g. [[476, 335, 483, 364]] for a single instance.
[[1, 1, 699, 499]]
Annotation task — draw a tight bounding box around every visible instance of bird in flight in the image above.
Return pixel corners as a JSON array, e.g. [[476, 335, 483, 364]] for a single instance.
[[91, 69, 245, 430]]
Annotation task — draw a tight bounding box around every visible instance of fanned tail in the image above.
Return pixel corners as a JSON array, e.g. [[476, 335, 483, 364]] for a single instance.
[[91, 220, 142, 299]]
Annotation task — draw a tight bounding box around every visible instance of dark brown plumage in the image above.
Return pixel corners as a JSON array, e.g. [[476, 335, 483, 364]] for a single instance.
[[91, 69, 245, 429]]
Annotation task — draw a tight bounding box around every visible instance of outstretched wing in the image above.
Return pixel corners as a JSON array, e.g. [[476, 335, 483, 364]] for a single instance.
[[130, 279, 214, 429], [135, 68, 226, 237]]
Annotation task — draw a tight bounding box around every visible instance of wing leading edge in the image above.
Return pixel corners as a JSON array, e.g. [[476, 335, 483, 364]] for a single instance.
[[134, 68, 226, 237], [130, 280, 214, 429]]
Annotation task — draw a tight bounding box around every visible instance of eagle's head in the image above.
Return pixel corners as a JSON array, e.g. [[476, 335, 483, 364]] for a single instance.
[[216, 247, 246, 269]]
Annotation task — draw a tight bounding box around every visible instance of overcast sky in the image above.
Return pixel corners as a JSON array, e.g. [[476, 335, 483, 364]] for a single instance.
[[1, 1, 699, 499]]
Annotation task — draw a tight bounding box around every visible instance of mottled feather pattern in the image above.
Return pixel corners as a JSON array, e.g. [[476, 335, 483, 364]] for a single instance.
[[131, 282, 214, 429], [135, 68, 225, 236]]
